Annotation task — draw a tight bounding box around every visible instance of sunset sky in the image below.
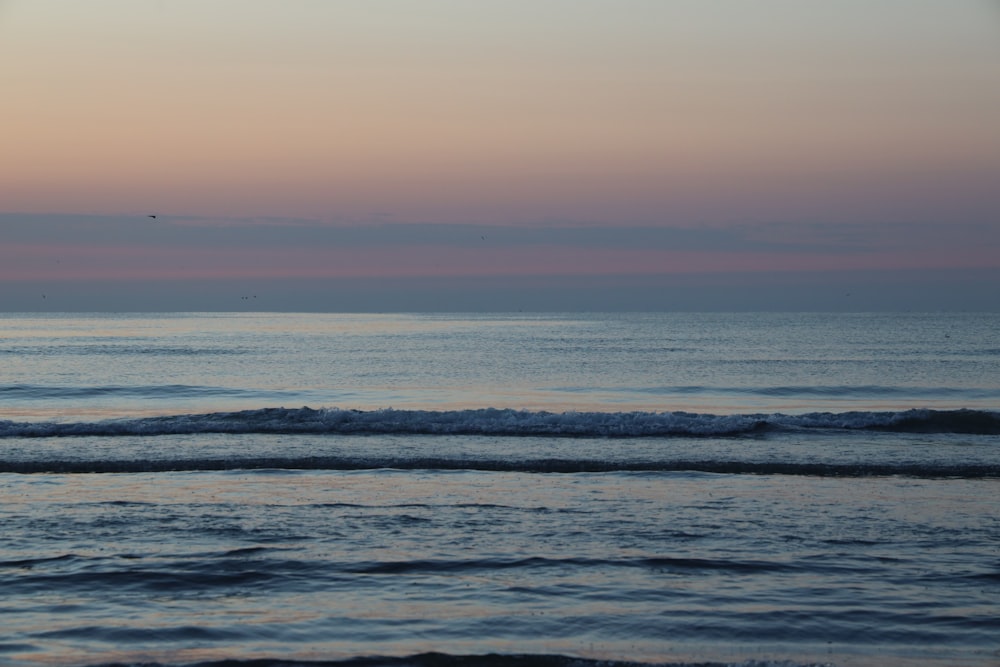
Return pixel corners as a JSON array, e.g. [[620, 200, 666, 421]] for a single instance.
[[2, 1, 999, 311]]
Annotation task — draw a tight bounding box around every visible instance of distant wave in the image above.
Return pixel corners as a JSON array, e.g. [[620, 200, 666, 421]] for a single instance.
[[563, 384, 1000, 399], [0, 344, 244, 357], [1, 406, 998, 439], [0, 383, 271, 400]]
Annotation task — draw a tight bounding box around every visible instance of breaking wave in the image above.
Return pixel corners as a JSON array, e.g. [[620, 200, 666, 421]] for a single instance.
[[1, 406, 998, 439], [2, 407, 999, 476]]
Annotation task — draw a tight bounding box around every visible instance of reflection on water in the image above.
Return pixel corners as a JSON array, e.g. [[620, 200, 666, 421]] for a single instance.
[[4, 467, 997, 666], [3, 312, 999, 420]]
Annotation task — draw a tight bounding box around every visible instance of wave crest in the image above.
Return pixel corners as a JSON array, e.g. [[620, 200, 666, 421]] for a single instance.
[[1, 407, 998, 439]]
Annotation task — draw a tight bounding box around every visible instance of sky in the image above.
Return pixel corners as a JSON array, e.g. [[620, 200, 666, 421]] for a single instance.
[[2, 1, 999, 311]]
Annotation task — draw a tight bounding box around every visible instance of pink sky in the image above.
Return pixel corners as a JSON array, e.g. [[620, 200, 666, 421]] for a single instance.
[[1, 1, 999, 310], [2, 237, 999, 283]]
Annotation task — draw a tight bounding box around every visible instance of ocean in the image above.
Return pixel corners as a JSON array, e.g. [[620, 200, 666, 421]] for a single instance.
[[1, 312, 997, 667]]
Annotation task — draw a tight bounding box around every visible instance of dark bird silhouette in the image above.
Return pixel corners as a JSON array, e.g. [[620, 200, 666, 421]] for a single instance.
[[147, 215, 157, 220]]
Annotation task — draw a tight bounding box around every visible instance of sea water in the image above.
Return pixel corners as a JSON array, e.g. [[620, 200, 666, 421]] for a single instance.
[[0, 312, 998, 667]]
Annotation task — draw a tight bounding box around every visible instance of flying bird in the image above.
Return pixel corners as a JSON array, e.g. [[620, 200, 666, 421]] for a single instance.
[[147, 215, 157, 220]]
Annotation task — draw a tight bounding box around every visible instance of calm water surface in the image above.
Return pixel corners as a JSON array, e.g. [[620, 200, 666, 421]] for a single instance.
[[1, 312, 998, 667]]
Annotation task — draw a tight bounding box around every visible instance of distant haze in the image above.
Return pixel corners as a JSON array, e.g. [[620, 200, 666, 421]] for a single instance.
[[2, 1, 998, 311]]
